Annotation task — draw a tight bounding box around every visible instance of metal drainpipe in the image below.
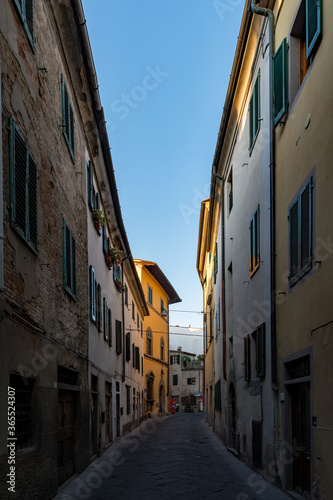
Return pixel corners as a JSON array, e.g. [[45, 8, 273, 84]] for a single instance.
[[248, 0, 277, 390], [0, 56, 3, 291]]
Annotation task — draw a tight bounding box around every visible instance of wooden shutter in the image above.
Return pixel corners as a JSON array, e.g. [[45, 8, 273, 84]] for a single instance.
[[28, 154, 38, 250], [72, 236, 76, 298], [306, 0, 322, 59], [273, 38, 288, 126], [69, 104, 74, 158], [289, 200, 299, 280], [256, 324, 265, 377], [300, 180, 312, 270], [254, 73, 260, 138], [90, 266, 96, 322], [132, 342, 135, 366], [87, 162, 93, 210], [214, 243, 218, 283], [244, 335, 251, 382], [116, 320, 122, 354], [13, 125, 27, 235], [108, 309, 112, 346], [135, 347, 140, 372], [104, 298, 109, 341], [249, 94, 254, 150]]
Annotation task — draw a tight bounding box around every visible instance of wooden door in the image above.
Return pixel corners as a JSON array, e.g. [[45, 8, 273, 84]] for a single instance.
[[292, 383, 311, 495], [58, 391, 75, 485]]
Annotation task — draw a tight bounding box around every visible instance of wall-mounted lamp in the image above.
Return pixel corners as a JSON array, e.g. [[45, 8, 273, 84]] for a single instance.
[[161, 308, 168, 318]]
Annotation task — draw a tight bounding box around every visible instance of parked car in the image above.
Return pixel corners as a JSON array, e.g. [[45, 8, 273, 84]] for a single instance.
[[184, 405, 194, 413]]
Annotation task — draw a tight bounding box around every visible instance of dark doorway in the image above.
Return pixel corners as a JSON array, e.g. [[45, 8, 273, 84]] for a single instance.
[[291, 383, 311, 495], [58, 391, 75, 485]]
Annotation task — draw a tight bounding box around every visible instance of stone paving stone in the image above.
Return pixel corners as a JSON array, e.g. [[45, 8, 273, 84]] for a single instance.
[[54, 413, 292, 500]]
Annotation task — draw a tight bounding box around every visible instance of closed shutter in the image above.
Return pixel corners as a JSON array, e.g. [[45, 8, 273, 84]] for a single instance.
[[256, 324, 265, 377], [249, 94, 254, 150], [87, 161, 93, 209], [244, 335, 251, 382], [254, 74, 260, 138], [116, 320, 122, 354], [135, 347, 140, 372], [72, 237, 77, 298], [13, 125, 27, 235], [104, 298, 109, 341], [28, 155, 38, 250], [90, 266, 96, 322], [170, 355, 173, 365], [300, 181, 311, 270], [306, 0, 322, 59], [289, 200, 299, 280], [132, 343, 135, 367], [108, 309, 112, 346], [273, 38, 288, 126], [177, 354, 180, 364]]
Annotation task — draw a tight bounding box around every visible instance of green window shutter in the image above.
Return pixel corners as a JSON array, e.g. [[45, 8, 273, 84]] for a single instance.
[[289, 199, 299, 280], [250, 206, 260, 275], [249, 71, 261, 154], [254, 73, 260, 138], [14, 126, 27, 235], [256, 324, 265, 377], [116, 320, 122, 354], [103, 298, 109, 341], [61, 74, 75, 161], [96, 284, 101, 331], [87, 161, 93, 210], [89, 266, 96, 322], [306, 0, 322, 59], [273, 38, 288, 126], [25, 0, 34, 42], [300, 180, 312, 270], [249, 94, 254, 151], [28, 154, 38, 250], [108, 309, 112, 346], [72, 236, 77, 298], [132, 342, 135, 366]]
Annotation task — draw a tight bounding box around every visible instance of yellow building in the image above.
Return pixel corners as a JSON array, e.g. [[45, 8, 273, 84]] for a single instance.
[[134, 260, 181, 417], [273, 0, 333, 497], [197, 199, 216, 429]]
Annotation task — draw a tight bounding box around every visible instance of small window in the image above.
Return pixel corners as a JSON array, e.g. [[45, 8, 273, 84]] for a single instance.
[[126, 385, 131, 414], [146, 328, 153, 356], [250, 205, 260, 276], [63, 220, 77, 299], [135, 347, 140, 372], [160, 337, 165, 361], [87, 161, 94, 211], [249, 70, 261, 155], [108, 309, 112, 346], [137, 313, 139, 330], [160, 298, 164, 315], [253, 323, 265, 378], [12, 0, 35, 48], [141, 321, 143, 338], [10, 374, 34, 449], [9, 118, 38, 253], [214, 242, 218, 284], [148, 285, 153, 305], [124, 284, 128, 307], [132, 301, 135, 320], [187, 378, 196, 385], [61, 74, 75, 161], [173, 375, 178, 386], [289, 178, 313, 285], [244, 335, 251, 382], [126, 333, 130, 362], [113, 264, 122, 291], [116, 320, 122, 354]]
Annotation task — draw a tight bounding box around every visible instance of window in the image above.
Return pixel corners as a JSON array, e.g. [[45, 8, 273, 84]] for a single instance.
[[62, 220, 76, 299], [113, 264, 122, 290], [289, 177, 313, 285], [273, 38, 288, 126], [124, 284, 128, 307], [215, 380, 221, 412], [250, 205, 260, 276], [141, 357, 144, 375], [244, 335, 251, 382], [146, 328, 153, 356], [61, 75, 75, 161], [253, 323, 265, 378], [103, 298, 109, 342], [12, 0, 34, 48], [148, 285, 153, 305], [214, 243, 218, 284], [10, 374, 34, 449], [289, 0, 322, 106], [141, 321, 143, 338], [249, 70, 261, 155], [87, 161, 94, 211], [173, 375, 178, 386], [108, 309, 112, 346], [135, 347, 140, 372], [126, 333, 131, 362], [147, 377, 154, 401], [160, 298, 164, 315], [227, 168, 233, 214], [9, 118, 38, 253], [132, 301, 135, 320], [215, 299, 220, 340], [102, 225, 108, 256], [126, 385, 131, 414], [89, 266, 96, 322], [96, 284, 102, 332], [137, 313, 140, 330], [115, 320, 122, 354], [187, 378, 196, 385], [160, 338, 164, 361]]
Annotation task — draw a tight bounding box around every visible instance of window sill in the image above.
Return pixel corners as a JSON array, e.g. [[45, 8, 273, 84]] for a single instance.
[[289, 261, 312, 288]]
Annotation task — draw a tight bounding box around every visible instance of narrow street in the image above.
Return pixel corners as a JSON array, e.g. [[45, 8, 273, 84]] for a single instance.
[[55, 414, 290, 500]]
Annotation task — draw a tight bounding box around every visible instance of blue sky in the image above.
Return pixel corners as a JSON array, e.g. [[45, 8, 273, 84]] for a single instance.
[[81, 1, 244, 352]]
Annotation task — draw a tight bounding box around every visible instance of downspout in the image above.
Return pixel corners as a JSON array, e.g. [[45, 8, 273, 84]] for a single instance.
[[0, 56, 3, 291], [221, 180, 226, 381], [248, 0, 277, 390]]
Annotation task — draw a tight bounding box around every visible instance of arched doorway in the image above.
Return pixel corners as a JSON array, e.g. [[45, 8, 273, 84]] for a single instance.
[[228, 383, 236, 449], [159, 384, 165, 413]]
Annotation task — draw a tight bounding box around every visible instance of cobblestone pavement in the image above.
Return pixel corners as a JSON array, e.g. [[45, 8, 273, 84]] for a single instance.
[[54, 413, 292, 500]]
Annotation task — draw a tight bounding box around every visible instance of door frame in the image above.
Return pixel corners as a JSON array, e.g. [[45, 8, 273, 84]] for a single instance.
[[282, 347, 313, 498]]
